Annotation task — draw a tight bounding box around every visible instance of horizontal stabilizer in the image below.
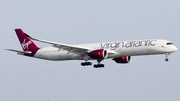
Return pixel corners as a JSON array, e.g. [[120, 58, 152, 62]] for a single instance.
[[5, 49, 32, 54]]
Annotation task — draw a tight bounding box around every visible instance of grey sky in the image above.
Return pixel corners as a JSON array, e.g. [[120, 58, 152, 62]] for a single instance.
[[1, 0, 180, 101]]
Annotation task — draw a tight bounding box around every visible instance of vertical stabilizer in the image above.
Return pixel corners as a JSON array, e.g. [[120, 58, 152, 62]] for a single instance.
[[15, 29, 39, 51]]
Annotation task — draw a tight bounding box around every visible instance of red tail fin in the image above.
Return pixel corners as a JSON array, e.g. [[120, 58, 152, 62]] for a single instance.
[[15, 29, 39, 51]]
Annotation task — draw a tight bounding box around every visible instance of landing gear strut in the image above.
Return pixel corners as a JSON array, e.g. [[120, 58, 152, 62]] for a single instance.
[[94, 59, 105, 68], [165, 53, 170, 62]]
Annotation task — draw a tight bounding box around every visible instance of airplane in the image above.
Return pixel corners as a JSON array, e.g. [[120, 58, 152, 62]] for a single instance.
[[6, 29, 178, 68]]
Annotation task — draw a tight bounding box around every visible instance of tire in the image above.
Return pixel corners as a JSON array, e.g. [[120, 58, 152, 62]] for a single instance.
[[81, 62, 85, 66], [94, 65, 97, 68], [165, 58, 169, 61]]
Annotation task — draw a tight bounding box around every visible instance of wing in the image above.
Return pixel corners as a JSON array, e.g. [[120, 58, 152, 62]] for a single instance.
[[24, 33, 93, 58], [24, 33, 116, 59]]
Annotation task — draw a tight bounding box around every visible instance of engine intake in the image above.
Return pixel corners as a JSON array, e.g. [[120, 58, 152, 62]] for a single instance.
[[89, 49, 108, 59], [112, 56, 131, 64]]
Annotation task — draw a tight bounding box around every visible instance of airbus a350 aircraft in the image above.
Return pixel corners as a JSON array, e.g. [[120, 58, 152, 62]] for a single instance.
[[6, 29, 178, 68]]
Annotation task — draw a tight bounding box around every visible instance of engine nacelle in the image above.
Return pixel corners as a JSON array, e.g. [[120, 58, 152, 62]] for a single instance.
[[112, 56, 131, 64], [89, 49, 108, 59]]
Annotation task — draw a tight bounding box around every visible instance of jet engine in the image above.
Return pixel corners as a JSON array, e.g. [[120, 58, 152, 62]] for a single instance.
[[112, 56, 131, 64], [89, 49, 108, 59]]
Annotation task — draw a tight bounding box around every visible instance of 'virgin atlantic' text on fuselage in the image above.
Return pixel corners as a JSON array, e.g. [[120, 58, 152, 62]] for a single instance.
[[100, 40, 157, 50]]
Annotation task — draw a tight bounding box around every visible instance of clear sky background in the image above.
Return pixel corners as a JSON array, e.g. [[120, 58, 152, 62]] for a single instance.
[[1, 0, 180, 101]]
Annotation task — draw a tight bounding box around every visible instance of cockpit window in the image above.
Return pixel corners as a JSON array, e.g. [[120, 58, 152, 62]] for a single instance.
[[167, 42, 173, 45]]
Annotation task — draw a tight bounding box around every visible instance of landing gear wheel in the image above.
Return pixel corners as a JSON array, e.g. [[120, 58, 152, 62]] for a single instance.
[[165, 58, 169, 61], [88, 62, 92, 66], [93, 64, 105, 68], [100, 64, 104, 67], [81, 62, 92, 66], [94, 64, 97, 68], [93, 59, 105, 68], [81, 62, 85, 66]]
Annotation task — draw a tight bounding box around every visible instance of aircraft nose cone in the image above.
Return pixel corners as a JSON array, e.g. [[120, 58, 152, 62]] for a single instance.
[[173, 46, 178, 52]]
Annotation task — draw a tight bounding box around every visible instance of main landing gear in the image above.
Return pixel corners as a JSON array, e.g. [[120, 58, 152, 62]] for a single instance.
[[81, 59, 105, 68], [93, 60, 104, 68], [81, 61, 92, 66], [94, 64, 104, 68], [165, 53, 170, 62]]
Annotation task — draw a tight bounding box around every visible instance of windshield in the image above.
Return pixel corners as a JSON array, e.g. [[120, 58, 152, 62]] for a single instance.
[[167, 42, 173, 45]]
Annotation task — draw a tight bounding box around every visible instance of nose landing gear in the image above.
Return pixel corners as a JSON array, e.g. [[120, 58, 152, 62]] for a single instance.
[[165, 53, 170, 62]]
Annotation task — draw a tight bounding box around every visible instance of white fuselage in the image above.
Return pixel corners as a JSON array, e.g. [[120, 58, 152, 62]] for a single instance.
[[32, 39, 177, 61]]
